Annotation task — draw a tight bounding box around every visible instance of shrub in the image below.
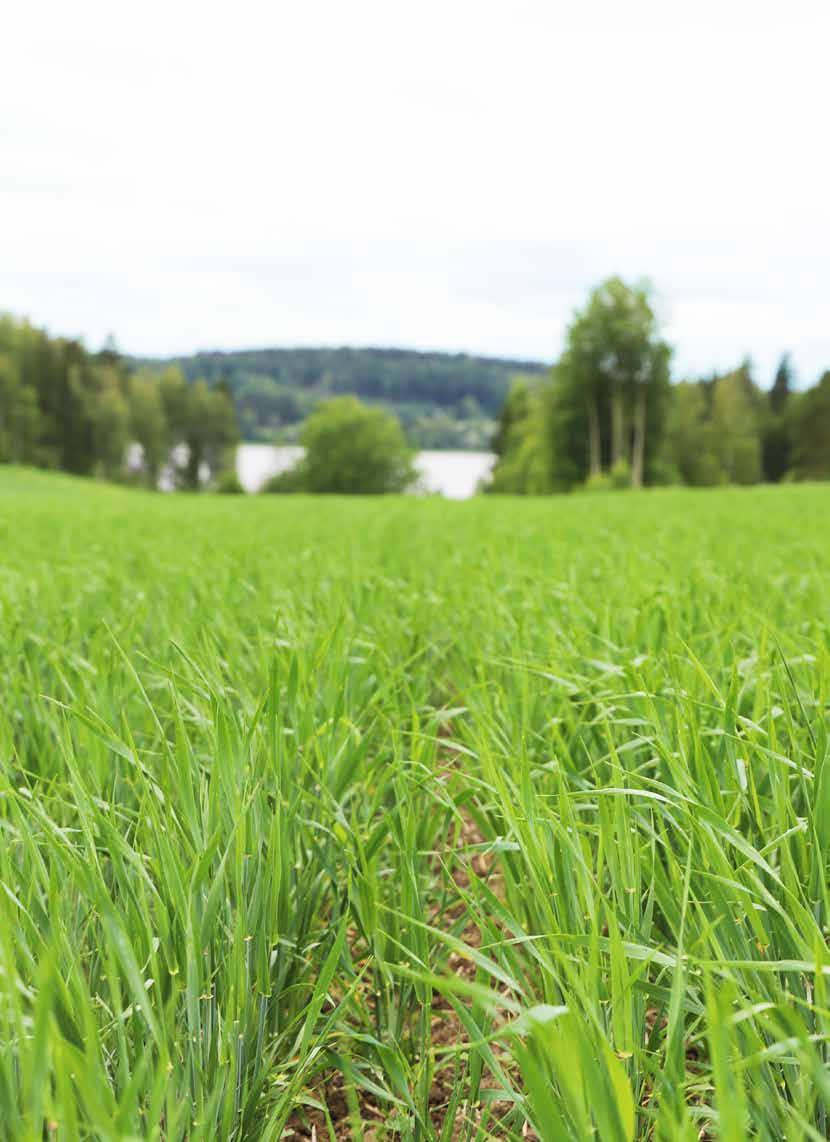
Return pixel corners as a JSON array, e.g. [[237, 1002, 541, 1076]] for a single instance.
[[300, 397, 415, 494], [609, 458, 632, 489], [260, 465, 307, 494], [583, 472, 613, 492], [214, 471, 246, 494]]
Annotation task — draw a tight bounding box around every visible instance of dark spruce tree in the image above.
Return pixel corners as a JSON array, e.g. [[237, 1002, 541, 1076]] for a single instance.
[[762, 353, 793, 482]]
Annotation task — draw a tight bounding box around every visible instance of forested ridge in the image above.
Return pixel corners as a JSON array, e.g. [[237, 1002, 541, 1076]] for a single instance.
[[131, 346, 547, 448]]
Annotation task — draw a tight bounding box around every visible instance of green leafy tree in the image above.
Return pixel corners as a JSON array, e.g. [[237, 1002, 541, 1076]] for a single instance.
[[61, 356, 97, 475], [630, 341, 672, 487], [128, 372, 168, 487], [553, 278, 671, 487], [0, 316, 243, 491], [298, 397, 415, 494], [157, 367, 193, 487], [158, 367, 190, 444], [260, 465, 307, 494], [491, 376, 537, 458], [664, 381, 723, 485], [0, 353, 40, 464], [214, 470, 246, 494], [488, 377, 551, 493], [792, 372, 830, 479], [203, 380, 239, 483], [178, 379, 239, 490], [87, 365, 130, 480], [712, 369, 762, 484]]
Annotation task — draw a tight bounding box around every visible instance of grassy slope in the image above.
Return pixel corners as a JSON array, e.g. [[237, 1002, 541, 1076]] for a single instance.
[[1, 469, 829, 1140]]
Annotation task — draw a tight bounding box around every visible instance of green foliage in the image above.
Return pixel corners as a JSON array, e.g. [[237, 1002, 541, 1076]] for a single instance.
[[0, 346, 40, 464], [511, 1008, 635, 1141], [0, 317, 239, 489], [2, 473, 830, 1137], [128, 371, 168, 486], [769, 351, 792, 415], [761, 354, 793, 484], [578, 461, 632, 493], [582, 470, 614, 492], [295, 396, 416, 494], [158, 365, 191, 442], [401, 399, 496, 450], [664, 381, 722, 485], [711, 364, 763, 485], [177, 378, 239, 490], [487, 376, 551, 493], [609, 457, 632, 488], [661, 365, 769, 488], [491, 279, 673, 493], [792, 371, 830, 479], [489, 286, 830, 494], [87, 364, 130, 480], [234, 374, 307, 440], [491, 376, 531, 458], [131, 346, 545, 448], [259, 465, 307, 494], [214, 471, 246, 494], [557, 277, 672, 488]]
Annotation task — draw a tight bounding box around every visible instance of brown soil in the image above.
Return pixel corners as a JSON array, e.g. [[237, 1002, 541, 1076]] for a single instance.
[[284, 715, 532, 1139]]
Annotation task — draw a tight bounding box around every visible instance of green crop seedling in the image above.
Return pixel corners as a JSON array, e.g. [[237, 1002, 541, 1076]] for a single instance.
[[1, 468, 828, 1139]]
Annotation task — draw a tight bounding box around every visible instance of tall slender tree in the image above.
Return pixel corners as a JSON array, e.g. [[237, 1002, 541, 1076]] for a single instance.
[[555, 278, 671, 487], [128, 372, 168, 487]]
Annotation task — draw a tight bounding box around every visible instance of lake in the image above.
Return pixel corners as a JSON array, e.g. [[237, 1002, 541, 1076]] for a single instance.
[[237, 444, 495, 499]]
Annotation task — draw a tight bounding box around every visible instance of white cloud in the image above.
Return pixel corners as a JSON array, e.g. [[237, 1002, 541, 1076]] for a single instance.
[[2, 0, 828, 385]]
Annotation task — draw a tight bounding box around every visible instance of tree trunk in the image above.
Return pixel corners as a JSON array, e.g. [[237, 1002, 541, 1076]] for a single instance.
[[611, 385, 625, 468], [631, 385, 647, 488], [588, 397, 601, 477]]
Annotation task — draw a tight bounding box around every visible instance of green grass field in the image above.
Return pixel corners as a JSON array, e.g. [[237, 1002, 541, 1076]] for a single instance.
[[1, 468, 829, 1140]]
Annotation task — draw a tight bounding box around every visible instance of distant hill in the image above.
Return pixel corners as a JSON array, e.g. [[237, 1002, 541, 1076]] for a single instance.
[[130, 346, 548, 449]]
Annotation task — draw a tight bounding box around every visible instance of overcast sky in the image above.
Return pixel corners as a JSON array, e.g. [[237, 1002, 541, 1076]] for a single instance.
[[2, 1, 828, 385]]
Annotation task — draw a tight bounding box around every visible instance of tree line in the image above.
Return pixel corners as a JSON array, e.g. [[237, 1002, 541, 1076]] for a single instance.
[[5, 288, 830, 497], [488, 277, 830, 493], [132, 345, 546, 450], [0, 316, 237, 489]]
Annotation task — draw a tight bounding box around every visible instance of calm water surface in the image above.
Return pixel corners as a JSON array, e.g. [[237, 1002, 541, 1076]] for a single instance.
[[237, 444, 494, 499]]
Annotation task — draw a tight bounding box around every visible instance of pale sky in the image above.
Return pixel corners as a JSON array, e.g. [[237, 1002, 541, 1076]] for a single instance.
[[2, 1, 828, 386]]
